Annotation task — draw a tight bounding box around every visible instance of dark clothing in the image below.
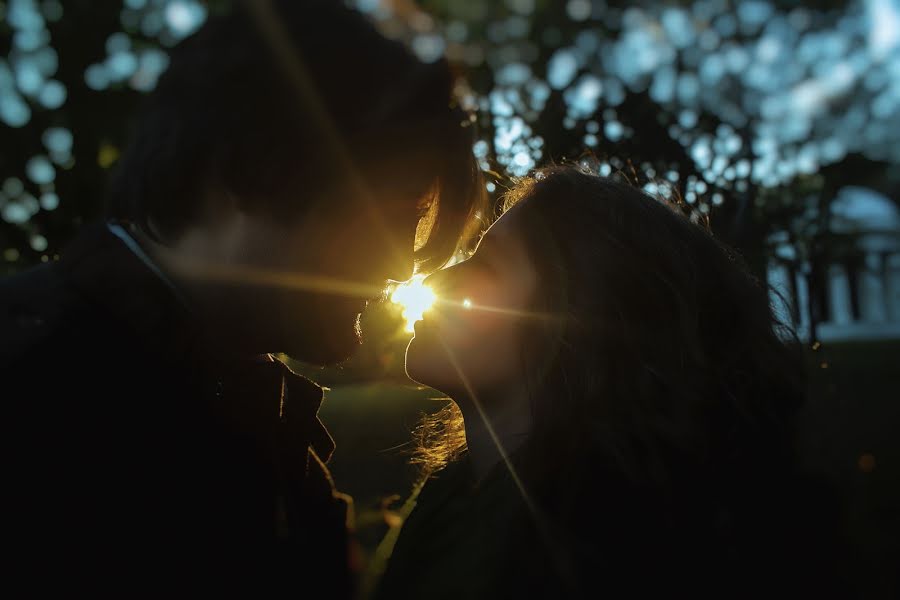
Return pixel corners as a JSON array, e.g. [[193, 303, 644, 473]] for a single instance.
[[374, 458, 537, 600], [375, 454, 850, 600], [1, 224, 351, 596]]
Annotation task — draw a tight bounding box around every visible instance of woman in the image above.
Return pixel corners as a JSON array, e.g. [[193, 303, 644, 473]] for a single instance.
[[373, 167, 845, 599]]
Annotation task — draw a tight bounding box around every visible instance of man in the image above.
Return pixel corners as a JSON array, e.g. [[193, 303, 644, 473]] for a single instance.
[[0, 0, 483, 594]]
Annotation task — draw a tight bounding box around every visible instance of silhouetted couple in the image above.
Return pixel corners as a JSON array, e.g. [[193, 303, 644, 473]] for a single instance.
[[0, 1, 846, 598]]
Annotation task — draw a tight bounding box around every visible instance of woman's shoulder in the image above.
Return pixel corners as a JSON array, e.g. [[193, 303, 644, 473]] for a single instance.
[[372, 458, 539, 600]]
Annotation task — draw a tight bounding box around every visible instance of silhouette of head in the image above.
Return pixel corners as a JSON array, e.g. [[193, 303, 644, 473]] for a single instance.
[[108, 0, 484, 362], [408, 166, 803, 484]]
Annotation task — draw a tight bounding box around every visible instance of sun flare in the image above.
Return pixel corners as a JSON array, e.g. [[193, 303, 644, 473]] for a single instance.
[[390, 274, 437, 333]]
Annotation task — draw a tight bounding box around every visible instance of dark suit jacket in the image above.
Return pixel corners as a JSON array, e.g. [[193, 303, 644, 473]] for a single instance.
[[1, 223, 352, 596]]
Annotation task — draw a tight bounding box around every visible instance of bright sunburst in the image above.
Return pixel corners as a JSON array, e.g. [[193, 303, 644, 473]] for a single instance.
[[390, 274, 437, 333]]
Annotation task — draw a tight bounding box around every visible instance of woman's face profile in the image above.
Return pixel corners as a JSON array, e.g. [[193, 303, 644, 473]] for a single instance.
[[405, 206, 539, 396]]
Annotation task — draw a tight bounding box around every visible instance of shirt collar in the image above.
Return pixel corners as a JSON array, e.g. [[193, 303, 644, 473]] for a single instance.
[[106, 221, 192, 311]]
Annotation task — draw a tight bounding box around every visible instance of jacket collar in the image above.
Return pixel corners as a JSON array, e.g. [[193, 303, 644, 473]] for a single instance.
[[57, 221, 335, 461]]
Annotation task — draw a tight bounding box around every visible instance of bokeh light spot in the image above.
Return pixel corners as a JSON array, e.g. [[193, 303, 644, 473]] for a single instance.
[[390, 274, 437, 333]]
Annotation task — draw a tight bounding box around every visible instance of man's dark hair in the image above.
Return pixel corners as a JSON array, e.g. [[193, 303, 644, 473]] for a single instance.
[[108, 0, 483, 270]]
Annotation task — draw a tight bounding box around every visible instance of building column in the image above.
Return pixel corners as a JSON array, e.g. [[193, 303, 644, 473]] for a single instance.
[[886, 252, 900, 322], [827, 263, 854, 325], [858, 252, 887, 323]]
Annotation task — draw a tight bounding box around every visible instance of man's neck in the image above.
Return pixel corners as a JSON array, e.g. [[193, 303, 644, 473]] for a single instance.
[[123, 223, 268, 361], [107, 222, 192, 310]]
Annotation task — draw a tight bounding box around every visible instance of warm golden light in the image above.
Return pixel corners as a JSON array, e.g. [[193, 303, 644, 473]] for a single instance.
[[390, 274, 437, 333], [462, 298, 473, 309]]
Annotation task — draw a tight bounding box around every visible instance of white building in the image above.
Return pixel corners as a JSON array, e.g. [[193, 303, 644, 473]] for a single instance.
[[768, 186, 900, 342]]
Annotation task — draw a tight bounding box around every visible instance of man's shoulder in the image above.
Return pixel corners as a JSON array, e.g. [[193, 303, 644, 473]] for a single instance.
[[0, 263, 83, 363], [1, 261, 66, 303]]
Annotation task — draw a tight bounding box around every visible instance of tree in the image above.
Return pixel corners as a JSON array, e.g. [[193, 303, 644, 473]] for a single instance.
[[1, 0, 210, 274], [3, 0, 899, 345]]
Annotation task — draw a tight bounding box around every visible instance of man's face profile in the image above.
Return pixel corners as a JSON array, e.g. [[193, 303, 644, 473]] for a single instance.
[[241, 171, 432, 364]]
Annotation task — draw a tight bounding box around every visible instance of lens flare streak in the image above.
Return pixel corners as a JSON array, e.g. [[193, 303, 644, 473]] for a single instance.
[[434, 334, 580, 594], [164, 256, 386, 299], [390, 277, 563, 332]]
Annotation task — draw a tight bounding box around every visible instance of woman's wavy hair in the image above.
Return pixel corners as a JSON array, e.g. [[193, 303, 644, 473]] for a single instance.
[[414, 165, 806, 489]]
